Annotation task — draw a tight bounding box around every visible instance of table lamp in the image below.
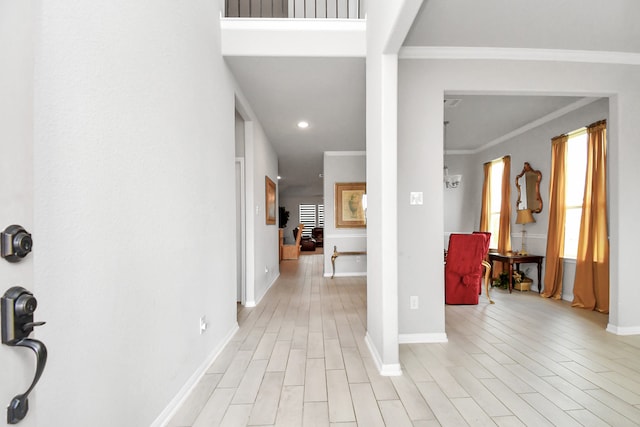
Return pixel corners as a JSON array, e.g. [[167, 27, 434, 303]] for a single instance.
[[515, 209, 535, 255]]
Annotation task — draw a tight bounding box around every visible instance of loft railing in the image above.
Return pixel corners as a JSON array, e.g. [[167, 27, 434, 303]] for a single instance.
[[225, 0, 362, 19]]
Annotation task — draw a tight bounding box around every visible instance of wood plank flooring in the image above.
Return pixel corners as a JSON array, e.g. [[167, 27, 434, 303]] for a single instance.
[[168, 254, 640, 426]]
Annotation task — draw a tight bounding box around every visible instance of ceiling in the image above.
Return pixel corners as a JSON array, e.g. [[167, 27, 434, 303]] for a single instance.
[[404, 0, 640, 53], [226, 0, 636, 199], [227, 57, 365, 197], [442, 95, 589, 152], [228, 55, 591, 196]]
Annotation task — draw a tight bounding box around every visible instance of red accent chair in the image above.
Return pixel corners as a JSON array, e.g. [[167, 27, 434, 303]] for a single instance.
[[445, 233, 494, 305]]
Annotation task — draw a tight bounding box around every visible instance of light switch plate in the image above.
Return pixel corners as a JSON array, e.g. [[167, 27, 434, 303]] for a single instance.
[[410, 296, 419, 309], [410, 192, 423, 205]]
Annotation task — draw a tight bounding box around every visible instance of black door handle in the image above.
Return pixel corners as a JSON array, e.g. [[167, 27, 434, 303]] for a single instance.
[[2, 286, 47, 424], [6, 338, 48, 424]]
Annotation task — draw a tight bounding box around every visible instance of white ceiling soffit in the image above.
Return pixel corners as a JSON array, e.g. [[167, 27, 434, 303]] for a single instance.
[[404, 0, 640, 54], [221, 18, 366, 57]]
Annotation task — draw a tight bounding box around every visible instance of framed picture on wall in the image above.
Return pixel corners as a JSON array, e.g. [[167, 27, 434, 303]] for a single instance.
[[335, 182, 366, 228], [265, 176, 276, 225]]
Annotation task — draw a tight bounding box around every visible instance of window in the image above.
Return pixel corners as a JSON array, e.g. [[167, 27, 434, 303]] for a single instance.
[[563, 129, 588, 258], [317, 204, 324, 227], [298, 204, 324, 237], [488, 160, 504, 248]]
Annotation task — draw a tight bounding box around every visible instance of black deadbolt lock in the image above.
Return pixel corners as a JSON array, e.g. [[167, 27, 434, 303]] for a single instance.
[[1, 225, 33, 263]]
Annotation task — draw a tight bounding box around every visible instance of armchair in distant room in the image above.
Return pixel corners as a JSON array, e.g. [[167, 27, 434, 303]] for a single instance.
[[445, 233, 494, 305], [312, 227, 323, 248], [282, 224, 304, 260], [473, 231, 493, 303]]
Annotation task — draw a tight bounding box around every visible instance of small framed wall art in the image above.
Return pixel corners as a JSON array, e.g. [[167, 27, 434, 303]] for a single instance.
[[335, 182, 366, 228], [265, 176, 276, 225]]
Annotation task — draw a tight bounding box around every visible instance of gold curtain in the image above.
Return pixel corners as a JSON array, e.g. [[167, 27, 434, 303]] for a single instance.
[[542, 135, 568, 299], [490, 156, 511, 277], [479, 162, 492, 232], [497, 156, 512, 255], [572, 120, 609, 313]]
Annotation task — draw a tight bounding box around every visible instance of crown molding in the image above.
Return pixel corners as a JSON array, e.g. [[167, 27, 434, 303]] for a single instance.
[[473, 97, 599, 154], [444, 149, 475, 155], [445, 97, 600, 156], [399, 46, 640, 65]]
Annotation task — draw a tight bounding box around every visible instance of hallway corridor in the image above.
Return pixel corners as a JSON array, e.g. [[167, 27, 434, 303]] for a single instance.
[[168, 254, 640, 426]]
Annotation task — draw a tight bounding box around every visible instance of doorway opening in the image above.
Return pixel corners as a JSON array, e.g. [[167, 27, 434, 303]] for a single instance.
[[442, 93, 610, 323]]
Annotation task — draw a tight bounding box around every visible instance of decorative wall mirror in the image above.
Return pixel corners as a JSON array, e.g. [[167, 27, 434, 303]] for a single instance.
[[515, 162, 543, 213]]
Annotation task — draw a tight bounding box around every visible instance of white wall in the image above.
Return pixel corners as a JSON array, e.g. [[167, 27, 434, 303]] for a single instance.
[[442, 153, 477, 239], [34, 2, 240, 426], [366, 0, 423, 376], [398, 57, 640, 337], [0, 2, 36, 426], [245, 118, 280, 306], [397, 67, 446, 340], [323, 152, 367, 277], [235, 89, 280, 308], [235, 109, 245, 157]]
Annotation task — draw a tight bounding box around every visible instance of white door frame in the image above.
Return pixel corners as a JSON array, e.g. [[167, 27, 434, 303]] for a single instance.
[[235, 158, 246, 305]]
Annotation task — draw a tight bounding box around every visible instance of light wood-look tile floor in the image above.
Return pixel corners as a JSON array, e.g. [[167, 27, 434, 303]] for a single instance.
[[168, 254, 640, 426]]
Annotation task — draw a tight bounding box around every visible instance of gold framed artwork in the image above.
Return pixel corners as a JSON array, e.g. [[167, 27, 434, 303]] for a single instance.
[[335, 182, 366, 228], [265, 176, 276, 225]]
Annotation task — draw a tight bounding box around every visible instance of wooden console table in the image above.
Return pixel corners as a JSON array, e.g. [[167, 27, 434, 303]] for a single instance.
[[331, 245, 366, 279], [488, 253, 544, 293]]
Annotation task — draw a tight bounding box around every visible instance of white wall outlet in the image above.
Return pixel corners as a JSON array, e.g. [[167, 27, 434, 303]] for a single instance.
[[410, 192, 423, 205], [356, 256, 361, 263], [410, 296, 419, 310], [199, 316, 208, 334]]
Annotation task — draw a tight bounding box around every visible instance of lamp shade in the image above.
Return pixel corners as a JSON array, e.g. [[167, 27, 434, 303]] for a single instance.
[[515, 209, 535, 225]]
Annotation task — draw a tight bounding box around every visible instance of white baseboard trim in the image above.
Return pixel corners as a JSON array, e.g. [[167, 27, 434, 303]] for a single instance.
[[606, 323, 640, 335], [398, 333, 448, 344], [364, 332, 402, 376], [246, 272, 281, 308], [269, 272, 280, 289], [260, 272, 280, 303], [323, 272, 367, 278], [151, 324, 239, 427]]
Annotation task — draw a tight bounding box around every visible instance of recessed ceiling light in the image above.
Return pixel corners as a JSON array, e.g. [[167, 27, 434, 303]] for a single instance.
[[297, 121, 309, 129], [277, 176, 282, 180]]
